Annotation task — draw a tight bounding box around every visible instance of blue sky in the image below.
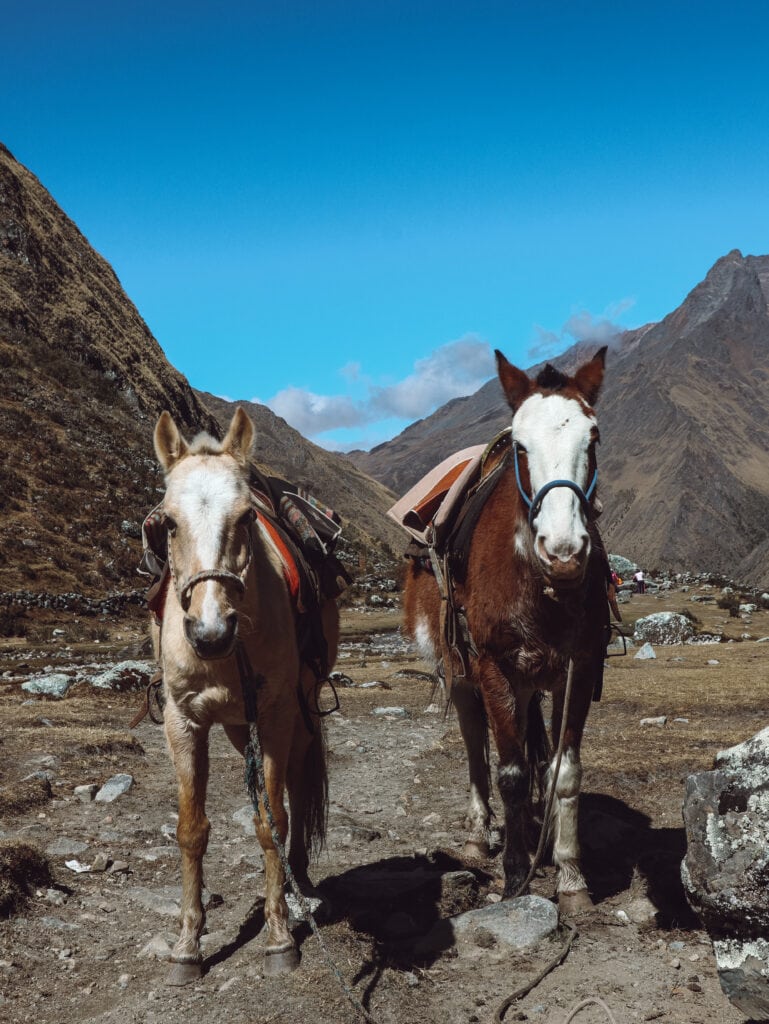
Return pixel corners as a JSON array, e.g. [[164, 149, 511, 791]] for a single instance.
[[5, 1, 769, 449]]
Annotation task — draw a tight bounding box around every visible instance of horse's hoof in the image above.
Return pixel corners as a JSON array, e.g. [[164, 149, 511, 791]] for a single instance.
[[462, 839, 490, 861], [165, 960, 202, 987], [263, 945, 300, 976], [559, 889, 594, 916]]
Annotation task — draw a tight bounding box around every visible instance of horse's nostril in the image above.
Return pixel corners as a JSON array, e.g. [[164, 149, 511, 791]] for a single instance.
[[184, 613, 237, 658]]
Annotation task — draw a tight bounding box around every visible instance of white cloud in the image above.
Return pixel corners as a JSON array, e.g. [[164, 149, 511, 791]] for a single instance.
[[528, 298, 635, 362], [264, 334, 495, 439], [266, 387, 362, 436]]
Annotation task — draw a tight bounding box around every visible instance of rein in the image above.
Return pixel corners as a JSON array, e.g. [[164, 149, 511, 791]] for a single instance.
[[513, 441, 597, 528], [165, 516, 254, 613]]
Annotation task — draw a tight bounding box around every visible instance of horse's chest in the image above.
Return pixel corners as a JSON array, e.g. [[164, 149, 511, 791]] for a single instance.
[[489, 604, 579, 681]]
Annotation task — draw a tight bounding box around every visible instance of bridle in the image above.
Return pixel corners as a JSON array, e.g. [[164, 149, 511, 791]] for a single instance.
[[163, 509, 255, 614], [513, 441, 598, 529]]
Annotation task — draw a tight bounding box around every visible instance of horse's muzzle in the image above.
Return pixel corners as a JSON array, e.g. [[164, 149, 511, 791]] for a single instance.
[[183, 611, 238, 659], [536, 536, 589, 585]]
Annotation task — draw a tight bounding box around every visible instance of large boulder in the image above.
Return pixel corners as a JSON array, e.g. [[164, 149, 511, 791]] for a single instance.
[[608, 554, 638, 578], [681, 727, 769, 1019], [633, 612, 695, 645]]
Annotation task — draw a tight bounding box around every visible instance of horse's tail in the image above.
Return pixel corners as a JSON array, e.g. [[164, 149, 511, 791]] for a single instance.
[[303, 721, 329, 857], [526, 691, 551, 805]]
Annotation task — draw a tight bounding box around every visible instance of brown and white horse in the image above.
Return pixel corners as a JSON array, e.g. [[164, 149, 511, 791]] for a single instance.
[[152, 408, 338, 984], [403, 348, 609, 912]]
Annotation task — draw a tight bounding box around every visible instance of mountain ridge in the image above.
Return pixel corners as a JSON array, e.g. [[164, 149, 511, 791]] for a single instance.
[[347, 250, 769, 587]]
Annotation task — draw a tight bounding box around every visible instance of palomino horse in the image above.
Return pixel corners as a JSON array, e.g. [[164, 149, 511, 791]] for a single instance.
[[152, 408, 339, 984], [403, 348, 609, 913]]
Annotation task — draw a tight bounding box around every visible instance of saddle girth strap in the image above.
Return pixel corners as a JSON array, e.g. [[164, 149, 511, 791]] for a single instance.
[[427, 545, 478, 691]]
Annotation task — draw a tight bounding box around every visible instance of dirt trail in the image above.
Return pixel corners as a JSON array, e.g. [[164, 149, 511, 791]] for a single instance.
[[1, 597, 768, 1024]]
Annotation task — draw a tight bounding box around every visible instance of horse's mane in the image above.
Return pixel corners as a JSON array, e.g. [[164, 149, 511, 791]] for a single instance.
[[188, 432, 226, 456], [535, 364, 570, 391]]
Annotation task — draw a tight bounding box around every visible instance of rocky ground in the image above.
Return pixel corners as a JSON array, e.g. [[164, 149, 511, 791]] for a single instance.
[[1, 584, 769, 1024]]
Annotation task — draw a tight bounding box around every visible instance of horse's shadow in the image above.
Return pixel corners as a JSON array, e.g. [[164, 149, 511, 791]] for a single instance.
[[577, 791, 699, 929], [201, 792, 698, 984]]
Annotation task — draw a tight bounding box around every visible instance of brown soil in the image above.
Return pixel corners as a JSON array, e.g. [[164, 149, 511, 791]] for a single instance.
[[1, 590, 768, 1024]]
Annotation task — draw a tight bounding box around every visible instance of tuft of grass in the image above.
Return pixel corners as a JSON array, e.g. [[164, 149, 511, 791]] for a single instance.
[[0, 840, 52, 917]]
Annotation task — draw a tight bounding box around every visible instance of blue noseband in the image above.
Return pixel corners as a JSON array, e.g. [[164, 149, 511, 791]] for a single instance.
[[513, 441, 598, 529]]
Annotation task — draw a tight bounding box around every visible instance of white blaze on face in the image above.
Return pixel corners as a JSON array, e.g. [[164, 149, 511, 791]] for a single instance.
[[512, 393, 595, 563], [170, 460, 242, 626]]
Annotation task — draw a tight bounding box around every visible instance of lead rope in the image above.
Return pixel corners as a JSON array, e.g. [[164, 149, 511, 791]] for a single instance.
[[493, 657, 579, 1024], [237, 644, 379, 1024]]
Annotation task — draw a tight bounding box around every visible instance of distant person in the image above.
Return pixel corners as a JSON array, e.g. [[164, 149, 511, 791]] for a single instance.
[[634, 569, 645, 594]]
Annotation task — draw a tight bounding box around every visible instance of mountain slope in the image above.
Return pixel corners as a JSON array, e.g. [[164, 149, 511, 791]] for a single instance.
[[0, 143, 399, 598], [350, 251, 769, 586], [197, 392, 403, 559]]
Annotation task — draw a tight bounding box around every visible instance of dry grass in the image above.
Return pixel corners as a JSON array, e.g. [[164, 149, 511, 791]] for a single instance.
[[0, 840, 52, 917]]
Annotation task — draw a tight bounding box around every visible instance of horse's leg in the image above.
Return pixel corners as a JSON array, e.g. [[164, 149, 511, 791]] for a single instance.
[[452, 679, 492, 859], [549, 665, 594, 914], [478, 657, 533, 897], [164, 708, 211, 985], [252, 734, 298, 974]]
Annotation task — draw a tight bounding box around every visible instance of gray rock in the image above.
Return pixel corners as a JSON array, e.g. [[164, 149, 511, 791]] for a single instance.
[[681, 727, 769, 1017], [624, 896, 659, 926], [608, 554, 638, 577], [232, 805, 256, 835], [45, 838, 90, 857], [372, 706, 410, 718], [89, 661, 153, 692], [21, 673, 74, 698], [95, 774, 134, 802], [634, 642, 656, 660], [640, 716, 667, 727], [414, 895, 558, 958], [74, 784, 98, 803], [634, 612, 695, 645]]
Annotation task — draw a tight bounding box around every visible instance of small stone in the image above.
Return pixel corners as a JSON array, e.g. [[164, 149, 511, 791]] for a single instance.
[[670, 958, 681, 969], [117, 973, 131, 989], [108, 860, 130, 875], [45, 889, 66, 907], [95, 774, 134, 803], [706, 659, 720, 666], [74, 784, 98, 803], [634, 643, 657, 660], [90, 852, 110, 872], [46, 838, 90, 857], [218, 976, 238, 993], [138, 934, 174, 961], [372, 706, 410, 718], [640, 716, 667, 727], [232, 806, 256, 835]]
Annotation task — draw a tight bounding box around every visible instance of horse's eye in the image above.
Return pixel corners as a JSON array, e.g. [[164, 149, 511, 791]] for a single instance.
[[238, 509, 255, 528], [163, 514, 178, 536]]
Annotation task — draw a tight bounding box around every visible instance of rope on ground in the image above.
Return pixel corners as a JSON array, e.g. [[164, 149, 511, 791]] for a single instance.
[[562, 995, 620, 1023], [492, 919, 578, 1023]]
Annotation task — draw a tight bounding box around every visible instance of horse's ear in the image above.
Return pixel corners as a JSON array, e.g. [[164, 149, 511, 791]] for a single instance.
[[572, 346, 607, 406], [154, 411, 189, 471], [222, 407, 255, 465], [496, 350, 532, 412]]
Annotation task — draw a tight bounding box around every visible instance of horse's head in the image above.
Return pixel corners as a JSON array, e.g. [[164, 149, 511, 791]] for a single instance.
[[154, 408, 256, 659], [497, 347, 607, 585]]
